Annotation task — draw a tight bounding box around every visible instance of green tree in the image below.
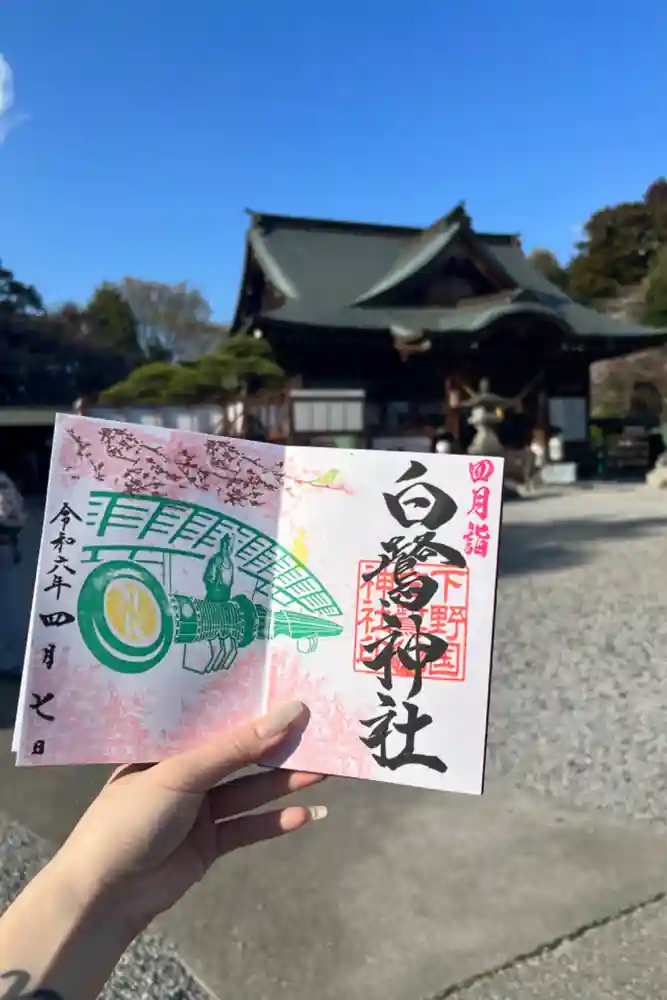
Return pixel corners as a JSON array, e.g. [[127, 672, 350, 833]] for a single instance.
[[195, 335, 284, 399], [566, 200, 656, 301], [85, 283, 143, 360], [98, 362, 201, 406], [526, 249, 569, 291], [54, 301, 87, 336], [0, 261, 144, 405], [644, 177, 667, 243], [0, 311, 130, 406], [565, 180, 667, 303], [642, 245, 667, 327], [0, 261, 44, 315], [98, 334, 284, 406]]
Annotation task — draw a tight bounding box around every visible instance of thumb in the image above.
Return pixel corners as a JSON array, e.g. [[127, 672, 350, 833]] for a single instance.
[[151, 701, 306, 794]]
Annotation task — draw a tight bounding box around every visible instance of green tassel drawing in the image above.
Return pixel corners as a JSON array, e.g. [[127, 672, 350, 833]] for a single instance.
[[76, 491, 343, 676]]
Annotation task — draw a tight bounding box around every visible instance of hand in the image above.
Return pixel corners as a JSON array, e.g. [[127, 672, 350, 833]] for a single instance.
[[50, 700, 326, 936]]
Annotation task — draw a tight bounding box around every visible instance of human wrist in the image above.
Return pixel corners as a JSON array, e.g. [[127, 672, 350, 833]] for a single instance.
[[1, 858, 137, 1000], [44, 850, 146, 945]]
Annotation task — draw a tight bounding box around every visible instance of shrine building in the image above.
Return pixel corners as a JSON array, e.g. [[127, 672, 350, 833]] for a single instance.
[[231, 204, 667, 464]]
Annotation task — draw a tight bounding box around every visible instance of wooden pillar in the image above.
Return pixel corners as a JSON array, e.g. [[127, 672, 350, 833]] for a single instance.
[[445, 377, 462, 449], [534, 389, 550, 450]]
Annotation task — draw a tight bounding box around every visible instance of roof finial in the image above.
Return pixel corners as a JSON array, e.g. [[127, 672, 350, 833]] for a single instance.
[[447, 201, 470, 227]]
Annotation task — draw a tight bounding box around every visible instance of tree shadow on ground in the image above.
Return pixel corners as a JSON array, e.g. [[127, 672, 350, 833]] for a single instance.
[[499, 515, 667, 577]]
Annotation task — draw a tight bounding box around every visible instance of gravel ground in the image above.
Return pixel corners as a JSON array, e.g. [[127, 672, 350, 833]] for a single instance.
[[488, 484, 667, 822], [0, 812, 212, 1000], [450, 894, 667, 1000], [448, 483, 667, 999]]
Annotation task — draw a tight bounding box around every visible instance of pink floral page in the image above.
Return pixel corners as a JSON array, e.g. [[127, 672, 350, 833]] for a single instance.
[[14, 414, 503, 794]]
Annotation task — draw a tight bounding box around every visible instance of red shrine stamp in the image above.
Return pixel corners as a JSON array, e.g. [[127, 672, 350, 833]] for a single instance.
[[353, 560, 470, 682]]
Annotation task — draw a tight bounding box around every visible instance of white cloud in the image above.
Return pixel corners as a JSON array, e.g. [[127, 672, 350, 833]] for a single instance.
[[0, 53, 29, 145]]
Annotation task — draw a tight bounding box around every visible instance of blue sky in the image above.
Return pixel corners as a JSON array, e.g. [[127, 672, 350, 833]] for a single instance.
[[1, 0, 665, 319]]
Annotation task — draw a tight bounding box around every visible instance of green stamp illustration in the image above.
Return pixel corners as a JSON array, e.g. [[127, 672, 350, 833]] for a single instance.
[[77, 491, 343, 675]]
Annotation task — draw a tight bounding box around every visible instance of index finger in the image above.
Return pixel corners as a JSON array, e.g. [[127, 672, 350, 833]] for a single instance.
[[151, 700, 306, 794]]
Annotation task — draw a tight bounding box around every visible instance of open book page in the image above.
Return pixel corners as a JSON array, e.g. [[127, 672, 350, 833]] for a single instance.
[[262, 445, 503, 793], [14, 415, 279, 765], [14, 415, 503, 794]]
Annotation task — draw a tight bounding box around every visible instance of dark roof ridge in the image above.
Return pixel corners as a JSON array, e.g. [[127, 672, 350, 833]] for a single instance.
[[247, 209, 420, 237], [478, 232, 521, 246], [246, 208, 521, 245]]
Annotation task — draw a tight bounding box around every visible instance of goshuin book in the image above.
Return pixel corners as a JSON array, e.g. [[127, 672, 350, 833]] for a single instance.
[[12, 415, 503, 794]]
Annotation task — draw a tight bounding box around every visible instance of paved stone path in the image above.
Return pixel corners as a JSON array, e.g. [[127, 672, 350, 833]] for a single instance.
[[3, 485, 667, 999]]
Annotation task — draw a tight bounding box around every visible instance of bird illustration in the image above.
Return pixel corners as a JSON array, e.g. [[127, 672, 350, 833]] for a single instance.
[[310, 468, 341, 487], [292, 529, 309, 565]]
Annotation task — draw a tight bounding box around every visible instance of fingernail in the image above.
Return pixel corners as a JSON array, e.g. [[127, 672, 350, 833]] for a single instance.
[[307, 805, 328, 822], [256, 700, 304, 739]]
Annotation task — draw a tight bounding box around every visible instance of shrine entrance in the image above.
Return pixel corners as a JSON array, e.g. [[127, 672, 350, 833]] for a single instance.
[[445, 316, 579, 455]]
